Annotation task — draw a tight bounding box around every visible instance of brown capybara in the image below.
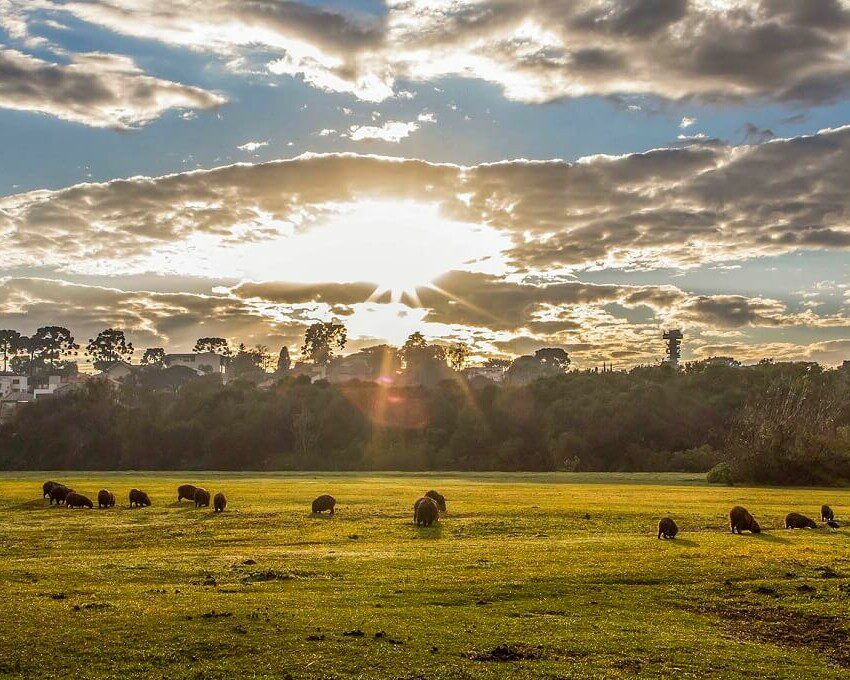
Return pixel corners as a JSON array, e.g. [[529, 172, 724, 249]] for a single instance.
[[311, 494, 335, 515], [414, 496, 439, 527], [97, 489, 115, 508], [822, 505, 835, 522], [129, 488, 151, 508], [194, 487, 210, 508], [49, 484, 72, 505], [65, 492, 93, 509], [729, 506, 761, 534], [785, 512, 817, 529], [657, 517, 678, 539], [177, 484, 197, 502], [214, 492, 227, 512], [43, 480, 58, 498], [425, 490, 447, 513]]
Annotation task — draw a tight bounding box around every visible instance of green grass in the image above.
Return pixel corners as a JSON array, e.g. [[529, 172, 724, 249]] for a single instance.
[[1, 472, 849, 678]]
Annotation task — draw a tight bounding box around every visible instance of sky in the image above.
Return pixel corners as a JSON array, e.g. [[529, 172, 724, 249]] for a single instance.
[[3, 0, 850, 368]]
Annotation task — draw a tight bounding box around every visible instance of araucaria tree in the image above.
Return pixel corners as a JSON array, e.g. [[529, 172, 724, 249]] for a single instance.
[[86, 329, 134, 370], [0, 329, 21, 372], [301, 322, 347, 366], [193, 337, 232, 356], [31, 326, 78, 370]]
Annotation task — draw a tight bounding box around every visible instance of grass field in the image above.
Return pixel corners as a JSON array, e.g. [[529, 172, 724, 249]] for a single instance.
[[1, 472, 850, 679]]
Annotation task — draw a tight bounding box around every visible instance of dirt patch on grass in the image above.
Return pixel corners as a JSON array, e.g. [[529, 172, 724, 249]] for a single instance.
[[465, 644, 546, 662], [691, 601, 850, 667]]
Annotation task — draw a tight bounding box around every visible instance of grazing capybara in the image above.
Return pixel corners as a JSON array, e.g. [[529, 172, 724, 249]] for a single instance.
[[729, 506, 761, 534], [97, 489, 115, 508], [827, 519, 840, 529], [657, 517, 679, 539], [311, 494, 335, 515], [822, 505, 835, 522], [785, 512, 817, 529], [177, 484, 198, 502], [49, 484, 72, 505], [43, 480, 58, 498], [194, 487, 210, 508], [129, 488, 151, 508], [213, 492, 227, 512], [65, 492, 93, 509], [414, 496, 439, 526], [425, 490, 447, 513]]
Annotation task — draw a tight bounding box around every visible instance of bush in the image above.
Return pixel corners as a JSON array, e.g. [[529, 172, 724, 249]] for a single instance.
[[707, 462, 736, 485]]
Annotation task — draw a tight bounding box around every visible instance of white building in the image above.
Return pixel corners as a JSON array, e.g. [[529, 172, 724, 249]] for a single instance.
[[164, 352, 227, 377], [0, 372, 28, 397]]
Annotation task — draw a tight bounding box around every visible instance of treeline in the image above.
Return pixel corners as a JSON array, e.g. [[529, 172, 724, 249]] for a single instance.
[[2, 360, 849, 483]]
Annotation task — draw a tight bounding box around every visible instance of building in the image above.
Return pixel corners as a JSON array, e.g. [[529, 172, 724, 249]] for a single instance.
[[0, 372, 28, 397], [163, 352, 227, 377], [327, 346, 401, 384], [97, 361, 136, 386]]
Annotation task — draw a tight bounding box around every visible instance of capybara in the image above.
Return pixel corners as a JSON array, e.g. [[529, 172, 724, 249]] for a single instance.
[[822, 505, 835, 522], [827, 519, 840, 529], [414, 496, 439, 526], [214, 492, 227, 512], [657, 517, 679, 539], [65, 492, 93, 509], [129, 488, 151, 508], [425, 490, 447, 512], [49, 484, 72, 505], [729, 506, 761, 534], [785, 512, 817, 529], [194, 487, 210, 508], [311, 494, 336, 515], [97, 489, 115, 508], [43, 480, 58, 498], [177, 484, 198, 502]]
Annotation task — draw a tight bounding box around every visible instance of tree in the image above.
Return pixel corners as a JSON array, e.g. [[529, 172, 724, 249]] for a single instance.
[[277, 346, 291, 374], [0, 330, 21, 372], [535, 348, 570, 373], [254, 344, 273, 372], [400, 332, 427, 366], [301, 322, 347, 366], [86, 328, 134, 370], [30, 326, 78, 371], [446, 342, 471, 371], [141, 348, 165, 366], [193, 337, 232, 356], [485, 357, 511, 369]]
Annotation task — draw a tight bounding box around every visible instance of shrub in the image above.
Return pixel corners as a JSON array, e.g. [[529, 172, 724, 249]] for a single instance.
[[707, 462, 736, 485]]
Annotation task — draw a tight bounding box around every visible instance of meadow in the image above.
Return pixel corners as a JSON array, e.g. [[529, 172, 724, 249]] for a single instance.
[[1, 472, 849, 679]]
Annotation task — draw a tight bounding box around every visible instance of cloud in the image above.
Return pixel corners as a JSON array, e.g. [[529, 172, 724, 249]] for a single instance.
[[237, 140, 269, 152], [0, 276, 298, 351], [231, 270, 848, 334], [0, 48, 225, 128], [21, 0, 850, 105], [348, 120, 419, 143], [6, 125, 850, 272], [680, 116, 696, 129]]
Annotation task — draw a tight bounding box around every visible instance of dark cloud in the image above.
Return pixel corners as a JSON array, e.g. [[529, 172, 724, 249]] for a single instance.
[[0, 49, 225, 128], [16, 0, 850, 104]]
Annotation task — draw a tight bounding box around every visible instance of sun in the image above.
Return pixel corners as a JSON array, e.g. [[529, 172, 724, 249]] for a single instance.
[[250, 199, 510, 301]]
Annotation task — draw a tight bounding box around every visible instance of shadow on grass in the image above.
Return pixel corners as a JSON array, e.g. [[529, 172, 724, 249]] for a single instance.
[[750, 532, 790, 544], [665, 538, 699, 547], [414, 523, 443, 539], [309, 512, 335, 520], [11, 499, 51, 510]]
